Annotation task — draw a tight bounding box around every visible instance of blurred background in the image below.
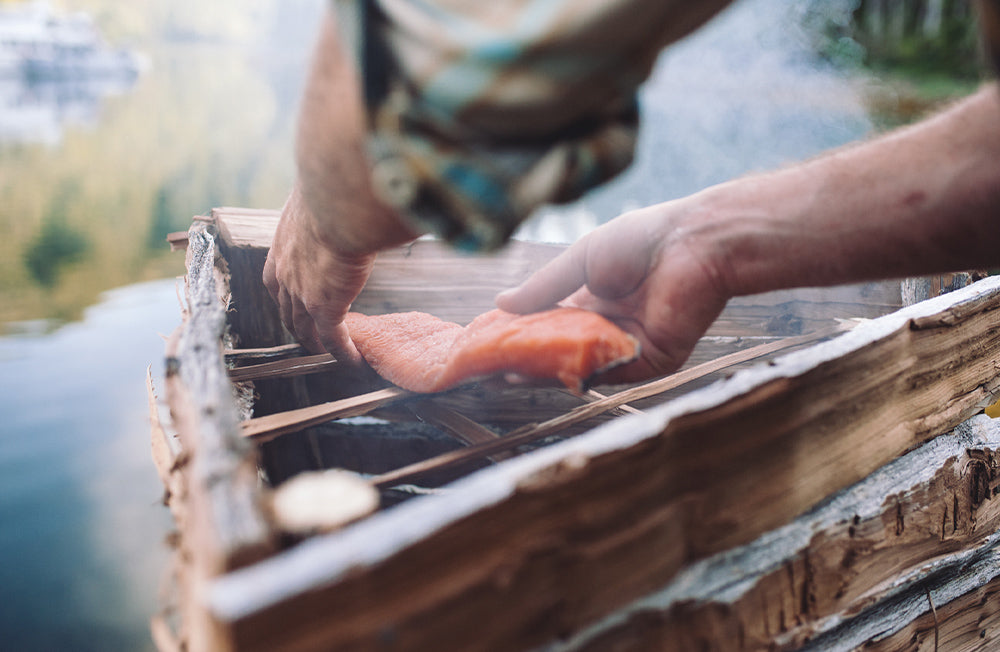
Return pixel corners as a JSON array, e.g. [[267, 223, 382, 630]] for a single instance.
[[0, 0, 986, 649]]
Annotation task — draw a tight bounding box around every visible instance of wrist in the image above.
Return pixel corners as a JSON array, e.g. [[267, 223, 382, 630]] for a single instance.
[[288, 176, 419, 258], [676, 170, 821, 299]]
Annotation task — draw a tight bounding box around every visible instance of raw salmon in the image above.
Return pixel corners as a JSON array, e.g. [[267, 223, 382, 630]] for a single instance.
[[344, 308, 640, 393]]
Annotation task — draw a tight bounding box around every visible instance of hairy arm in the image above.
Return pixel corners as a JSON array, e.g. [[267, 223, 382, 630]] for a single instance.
[[263, 12, 418, 358], [499, 84, 1000, 381]]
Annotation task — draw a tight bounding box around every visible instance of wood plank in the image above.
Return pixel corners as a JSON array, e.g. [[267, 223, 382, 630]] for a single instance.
[[550, 414, 1000, 651], [213, 208, 563, 326], [223, 344, 307, 364], [210, 207, 906, 437], [227, 354, 338, 383], [167, 230, 190, 251], [242, 387, 412, 443], [147, 365, 178, 489], [168, 225, 275, 572], [203, 277, 1000, 652], [408, 400, 514, 462], [210, 209, 325, 483], [164, 225, 278, 652]]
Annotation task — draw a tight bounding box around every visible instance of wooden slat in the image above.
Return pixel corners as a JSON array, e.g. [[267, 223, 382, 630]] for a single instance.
[[168, 225, 275, 572], [242, 387, 411, 443], [167, 230, 190, 251], [579, 389, 643, 416], [209, 207, 906, 435], [148, 365, 177, 489], [224, 343, 307, 364], [227, 354, 337, 383], [556, 414, 1000, 651], [165, 225, 278, 652], [212, 206, 903, 334], [408, 400, 515, 462]]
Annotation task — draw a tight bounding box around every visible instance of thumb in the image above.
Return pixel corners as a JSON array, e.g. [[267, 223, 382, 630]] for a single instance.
[[496, 239, 589, 314]]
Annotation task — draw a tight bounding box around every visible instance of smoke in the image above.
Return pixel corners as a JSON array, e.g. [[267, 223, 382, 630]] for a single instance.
[[515, 0, 873, 244]]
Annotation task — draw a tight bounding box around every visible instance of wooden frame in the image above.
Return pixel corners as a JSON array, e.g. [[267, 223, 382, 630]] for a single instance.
[[153, 208, 1000, 651]]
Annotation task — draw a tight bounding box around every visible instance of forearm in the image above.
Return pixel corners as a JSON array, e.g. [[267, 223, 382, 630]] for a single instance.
[[294, 11, 418, 254], [691, 83, 1000, 297]]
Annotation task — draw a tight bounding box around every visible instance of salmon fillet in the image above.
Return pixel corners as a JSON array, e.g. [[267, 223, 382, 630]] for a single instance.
[[344, 308, 640, 393]]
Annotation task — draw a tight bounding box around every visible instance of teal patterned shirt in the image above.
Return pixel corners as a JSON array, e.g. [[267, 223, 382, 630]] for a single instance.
[[334, 0, 732, 250]]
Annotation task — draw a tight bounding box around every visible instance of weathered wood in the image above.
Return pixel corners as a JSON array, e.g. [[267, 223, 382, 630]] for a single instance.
[[202, 278, 1000, 652], [210, 208, 309, 406], [242, 387, 412, 442], [164, 224, 279, 651], [167, 230, 190, 251], [164, 209, 1000, 651], [211, 209, 334, 485], [169, 225, 275, 571], [213, 207, 563, 326], [148, 365, 178, 490], [227, 354, 338, 383], [408, 399, 514, 462], [551, 414, 1000, 651], [224, 343, 306, 364]]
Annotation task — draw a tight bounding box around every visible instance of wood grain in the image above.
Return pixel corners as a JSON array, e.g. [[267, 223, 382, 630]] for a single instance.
[[227, 354, 338, 383], [557, 415, 1000, 651], [169, 225, 274, 572], [163, 225, 277, 651], [242, 387, 412, 443]]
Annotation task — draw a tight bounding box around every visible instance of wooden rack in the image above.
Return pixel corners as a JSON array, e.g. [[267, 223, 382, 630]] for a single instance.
[[151, 207, 1000, 652]]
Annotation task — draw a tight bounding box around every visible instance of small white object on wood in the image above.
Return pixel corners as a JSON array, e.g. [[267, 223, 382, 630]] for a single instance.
[[269, 469, 379, 535]]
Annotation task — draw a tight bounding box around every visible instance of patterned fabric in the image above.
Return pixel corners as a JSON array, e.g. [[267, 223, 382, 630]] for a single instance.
[[334, 0, 731, 250]]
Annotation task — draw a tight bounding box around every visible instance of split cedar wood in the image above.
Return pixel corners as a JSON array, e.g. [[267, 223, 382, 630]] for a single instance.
[[152, 207, 1000, 651]]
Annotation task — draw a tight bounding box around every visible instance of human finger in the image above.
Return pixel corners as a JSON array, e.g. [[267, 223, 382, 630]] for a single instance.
[[290, 299, 326, 354], [317, 319, 363, 365], [495, 238, 590, 314], [263, 251, 279, 304]]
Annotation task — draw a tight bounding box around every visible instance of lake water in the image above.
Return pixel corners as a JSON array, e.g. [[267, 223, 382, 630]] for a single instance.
[[0, 0, 897, 649]]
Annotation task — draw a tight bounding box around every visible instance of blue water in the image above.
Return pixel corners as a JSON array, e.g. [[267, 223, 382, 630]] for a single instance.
[[0, 281, 179, 651]]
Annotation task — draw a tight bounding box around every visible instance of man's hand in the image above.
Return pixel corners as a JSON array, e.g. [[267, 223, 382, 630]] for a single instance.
[[499, 86, 1000, 384], [497, 201, 730, 382], [264, 11, 419, 359], [263, 186, 374, 360]]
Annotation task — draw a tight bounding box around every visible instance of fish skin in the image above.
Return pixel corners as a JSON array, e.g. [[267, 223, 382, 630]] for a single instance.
[[345, 308, 640, 393]]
